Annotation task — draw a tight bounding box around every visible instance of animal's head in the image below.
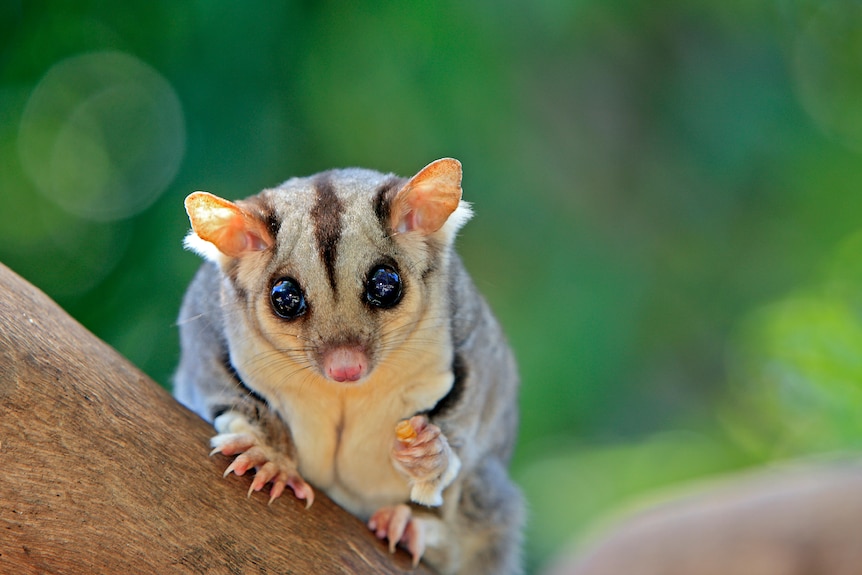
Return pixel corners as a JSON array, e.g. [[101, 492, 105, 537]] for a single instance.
[[183, 158, 471, 386]]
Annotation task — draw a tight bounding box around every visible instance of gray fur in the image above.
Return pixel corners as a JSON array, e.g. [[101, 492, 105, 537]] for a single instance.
[[174, 164, 523, 575]]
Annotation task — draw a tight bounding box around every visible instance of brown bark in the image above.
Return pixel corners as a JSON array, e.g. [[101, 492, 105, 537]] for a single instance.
[[547, 460, 862, 575], [0, 263, 432, 574]]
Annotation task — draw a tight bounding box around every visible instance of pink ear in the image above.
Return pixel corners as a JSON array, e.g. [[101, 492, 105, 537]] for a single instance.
[[184, 191, 273, 258], [391, 158, 463, 234]]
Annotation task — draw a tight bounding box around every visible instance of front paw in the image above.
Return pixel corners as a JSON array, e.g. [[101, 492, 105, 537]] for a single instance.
[[210, 430, 314, 508], [391, 415, 461, 506]]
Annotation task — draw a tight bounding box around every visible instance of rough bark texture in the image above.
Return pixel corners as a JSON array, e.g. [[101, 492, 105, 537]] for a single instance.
[[0, 263, 432, 574], [547, 460, 862, 575]]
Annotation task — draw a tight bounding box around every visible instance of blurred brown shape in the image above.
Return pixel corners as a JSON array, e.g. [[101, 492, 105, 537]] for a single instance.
[[547, 460, 862, 575]]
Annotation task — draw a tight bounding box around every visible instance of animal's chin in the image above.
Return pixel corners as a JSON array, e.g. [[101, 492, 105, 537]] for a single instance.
[[320, 345, 371, 383]]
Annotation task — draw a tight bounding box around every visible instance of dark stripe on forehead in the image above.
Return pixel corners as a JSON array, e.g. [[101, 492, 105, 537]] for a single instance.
[[310, 173, 344, 293], [264, 210, 280, 241], [373, 176, 405, 234]]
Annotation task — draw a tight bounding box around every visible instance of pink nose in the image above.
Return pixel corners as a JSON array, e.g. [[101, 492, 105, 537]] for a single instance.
[[323, 347, 368, 382]]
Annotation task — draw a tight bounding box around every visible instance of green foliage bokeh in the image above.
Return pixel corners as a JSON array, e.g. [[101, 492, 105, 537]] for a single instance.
[[3, 1, 862, 572]]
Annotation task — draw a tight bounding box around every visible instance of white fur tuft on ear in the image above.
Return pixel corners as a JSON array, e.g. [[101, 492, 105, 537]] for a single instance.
[[437, 200, 473, 242], [183, 231, 224, 263]]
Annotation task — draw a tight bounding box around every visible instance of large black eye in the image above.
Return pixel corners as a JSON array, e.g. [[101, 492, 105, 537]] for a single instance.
[[270, 277, 307, 319], [365, 265, 403, 308]]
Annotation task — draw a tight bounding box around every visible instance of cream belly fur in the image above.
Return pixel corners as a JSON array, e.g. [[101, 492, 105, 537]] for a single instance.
[[231, 326, 454, 518], [284, 373, 451, 517]]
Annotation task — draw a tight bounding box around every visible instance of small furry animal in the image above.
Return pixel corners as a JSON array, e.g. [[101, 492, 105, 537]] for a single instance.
[[173, 158, 524, 574]]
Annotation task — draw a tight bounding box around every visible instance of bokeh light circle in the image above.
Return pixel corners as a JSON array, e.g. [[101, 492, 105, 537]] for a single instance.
[[18, 51, 185, 221], [793, 2, 862, 153]]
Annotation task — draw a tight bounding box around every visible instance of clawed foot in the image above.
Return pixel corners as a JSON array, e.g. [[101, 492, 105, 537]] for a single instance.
[[210, 432, 314, 507], [368, 504, 425, 567], [392, 415, 460, 506]]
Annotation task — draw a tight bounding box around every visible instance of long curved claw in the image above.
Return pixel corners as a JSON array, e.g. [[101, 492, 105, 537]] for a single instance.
[[287, 476, 315, 509], [210, 432, 256, 457], [387, 504, 412, 554], [404, 519, 426, 567]]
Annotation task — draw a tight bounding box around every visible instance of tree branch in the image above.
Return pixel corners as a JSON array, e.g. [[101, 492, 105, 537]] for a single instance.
[[0, 262, 431, 574]]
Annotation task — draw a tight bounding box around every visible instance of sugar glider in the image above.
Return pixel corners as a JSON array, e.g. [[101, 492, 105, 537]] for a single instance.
[[173, 158, 524, 574]]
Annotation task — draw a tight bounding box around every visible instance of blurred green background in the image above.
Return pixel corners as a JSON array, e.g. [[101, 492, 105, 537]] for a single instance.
[[3, 1, 862, 572]]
